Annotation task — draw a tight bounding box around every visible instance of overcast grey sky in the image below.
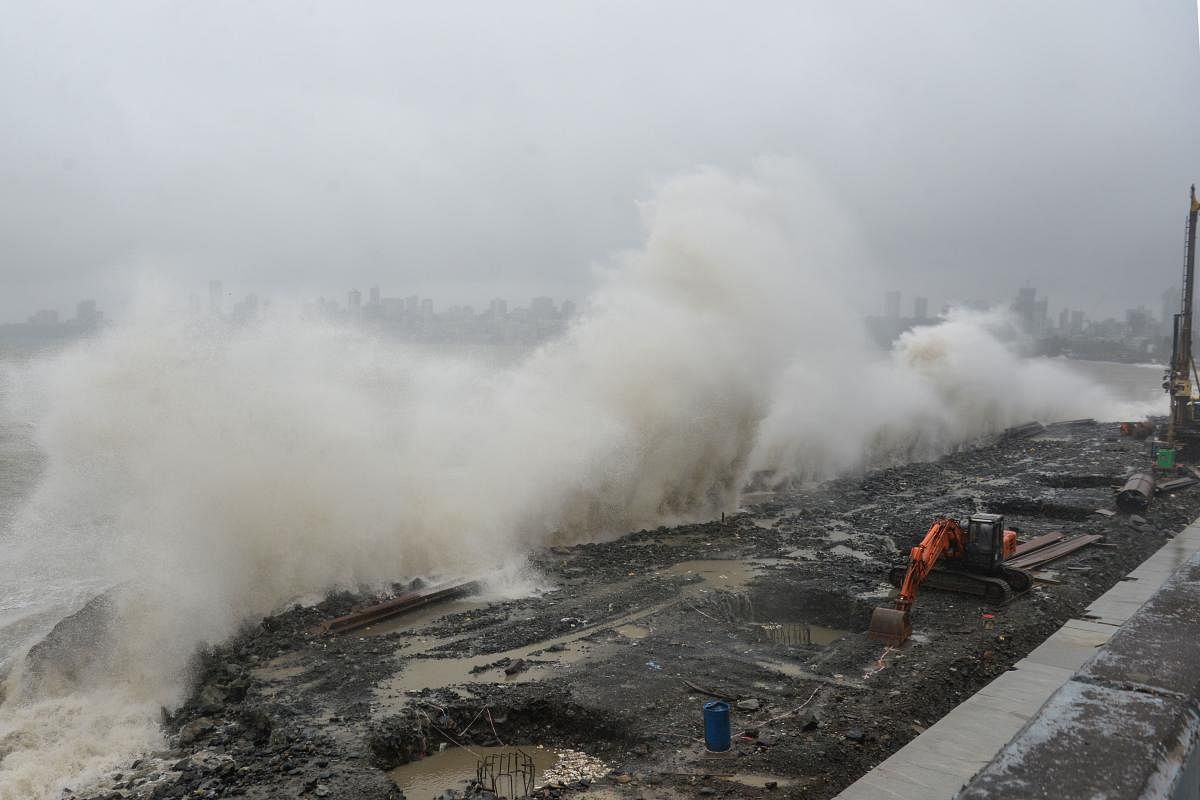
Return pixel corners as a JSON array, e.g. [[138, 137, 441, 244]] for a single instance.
[[1, 1, 1197, 322]]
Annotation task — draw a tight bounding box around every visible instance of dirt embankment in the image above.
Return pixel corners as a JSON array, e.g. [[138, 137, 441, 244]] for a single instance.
[[73, 421, 1200, 800]]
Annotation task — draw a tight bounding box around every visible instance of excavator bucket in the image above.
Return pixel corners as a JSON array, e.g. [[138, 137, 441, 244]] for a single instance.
[[867, 606, 911, 646]]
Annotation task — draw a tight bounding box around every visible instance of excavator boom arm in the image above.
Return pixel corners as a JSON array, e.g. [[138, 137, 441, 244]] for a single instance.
[[868, 516, 967, 645], [894, 517, 965, 612]]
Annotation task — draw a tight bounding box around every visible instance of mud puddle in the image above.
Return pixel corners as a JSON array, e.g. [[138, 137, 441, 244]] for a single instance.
[[614, 623, 651, 639], [756, 659, 867, 688], [250, 652, 309, 686], [376, 602, 676, 698], [389, 745, 607, 800], [359, 598, 493, 637], [754, 622, 850, 646], [375, 562, 767, 699], [378, 637, 601, 696], [656, 559, 765, 593], [725, 773, 798, 789], [829, 544, 875, 561]]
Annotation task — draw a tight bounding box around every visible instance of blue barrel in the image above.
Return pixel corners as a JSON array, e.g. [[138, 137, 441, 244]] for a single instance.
[[703, 700, 731, 752]]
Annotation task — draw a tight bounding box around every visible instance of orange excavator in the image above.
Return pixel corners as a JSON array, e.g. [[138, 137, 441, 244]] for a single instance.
[[868, 514, 1033, 645]]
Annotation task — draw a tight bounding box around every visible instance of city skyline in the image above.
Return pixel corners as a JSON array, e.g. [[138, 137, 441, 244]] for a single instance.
[[3, 279, 1184, 330], [3, 280, 1185, 359]]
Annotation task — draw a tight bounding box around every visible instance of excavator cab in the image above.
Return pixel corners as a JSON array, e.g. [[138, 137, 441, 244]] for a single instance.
[[963, 513, 1006, 573]]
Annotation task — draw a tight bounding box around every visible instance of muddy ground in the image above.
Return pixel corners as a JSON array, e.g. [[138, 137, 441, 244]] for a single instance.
[[71, 420, 1200, 800]]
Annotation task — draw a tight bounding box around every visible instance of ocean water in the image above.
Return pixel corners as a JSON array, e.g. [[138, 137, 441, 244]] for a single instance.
[[1056, 358, 1166, 409]]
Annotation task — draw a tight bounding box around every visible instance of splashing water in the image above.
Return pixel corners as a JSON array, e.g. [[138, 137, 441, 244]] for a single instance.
[[0, 163, 1147, 797]]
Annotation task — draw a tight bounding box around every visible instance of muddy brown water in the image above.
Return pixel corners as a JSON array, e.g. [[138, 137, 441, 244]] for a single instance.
[[656, 559, 762, 591], [614, 623, 651, 639], [388, 745, 607, 800], [359, 598, 493, 637], [376, 559, 776, 699], [754, 621, 850, 646], [377, 635, 604, 696]]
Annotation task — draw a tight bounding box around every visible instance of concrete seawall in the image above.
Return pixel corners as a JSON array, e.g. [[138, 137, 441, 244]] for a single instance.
[[835, 521, 1200, 800]]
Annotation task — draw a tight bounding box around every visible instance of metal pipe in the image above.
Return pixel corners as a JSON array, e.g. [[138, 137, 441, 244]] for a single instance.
[[1115, 472, 1155, 512]]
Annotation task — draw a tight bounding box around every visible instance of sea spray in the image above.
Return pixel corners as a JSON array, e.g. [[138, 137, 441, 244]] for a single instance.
[[751, 308, 1157, 482], [0, 163, 1143, 798]]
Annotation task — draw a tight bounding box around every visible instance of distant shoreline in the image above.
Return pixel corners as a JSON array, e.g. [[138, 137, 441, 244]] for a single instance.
[[1053, 355, 1164, 369]]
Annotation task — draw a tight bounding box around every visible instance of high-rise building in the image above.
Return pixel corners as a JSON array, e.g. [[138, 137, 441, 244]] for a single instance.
[[561, 300, 577, 318], [348, 289, 362, 313], [1059, 308, 1069, 332], [1127, 306, 1153, 338], [232, 293, 260, 323], [369, 286, 381, 306], [380, 297, 405, 319], [490, 298, 508, 318], [884, 291, 901, 319], [1070, 310, 1085, 335], [1034, 298, 1048, 335], [1013, 286, 1038, 331], [75, 300, 98, 326], [913, 296, 928, 321], [405, 295, 419, 314], [209, 280, 223, 315]]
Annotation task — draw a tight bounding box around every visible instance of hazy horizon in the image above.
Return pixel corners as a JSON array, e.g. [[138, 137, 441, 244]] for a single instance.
[[3, 2, 1199, 323]]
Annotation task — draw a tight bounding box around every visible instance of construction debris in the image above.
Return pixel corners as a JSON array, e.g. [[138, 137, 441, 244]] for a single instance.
[[319, 581, 480, 635], [1003, 534, 1103, 570], [1155, 475, 1198, 494], [1119, 421, 1155, 440], [1000, 421, 1045, 440], [1115, 472, 1155, 512], [1010, 532, 1065, 557]]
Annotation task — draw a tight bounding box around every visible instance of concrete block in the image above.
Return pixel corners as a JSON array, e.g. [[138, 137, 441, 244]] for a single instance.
[[1021, 624, 1111, 672], [1083, 596, 1148, 625], [957, 682, 1200, 800], [837, 757, 968, 800], [1080, 556, 1200, 699], [974, 661, 1073, 712]]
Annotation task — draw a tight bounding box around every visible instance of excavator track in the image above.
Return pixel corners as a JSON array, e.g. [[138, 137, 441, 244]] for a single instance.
[[999, 564, 1034, 594], [887, 564, 1031, 604]]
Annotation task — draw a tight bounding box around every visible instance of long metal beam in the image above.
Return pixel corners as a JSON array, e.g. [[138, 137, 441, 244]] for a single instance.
[[319, 580, 481, 635], [1004, 535, 1102, 570], [1010, 532, 1066, 558]]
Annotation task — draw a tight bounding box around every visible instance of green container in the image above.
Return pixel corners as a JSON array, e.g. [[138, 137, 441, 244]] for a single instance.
[[1157, 448, 1177, 469]]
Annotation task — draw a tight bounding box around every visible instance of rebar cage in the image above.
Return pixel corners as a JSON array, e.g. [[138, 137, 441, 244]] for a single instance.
[[477, 749, 535, 799]]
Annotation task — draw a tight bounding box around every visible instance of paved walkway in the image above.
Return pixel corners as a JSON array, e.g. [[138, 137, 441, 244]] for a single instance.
[[833, 521, 1200, 800]]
